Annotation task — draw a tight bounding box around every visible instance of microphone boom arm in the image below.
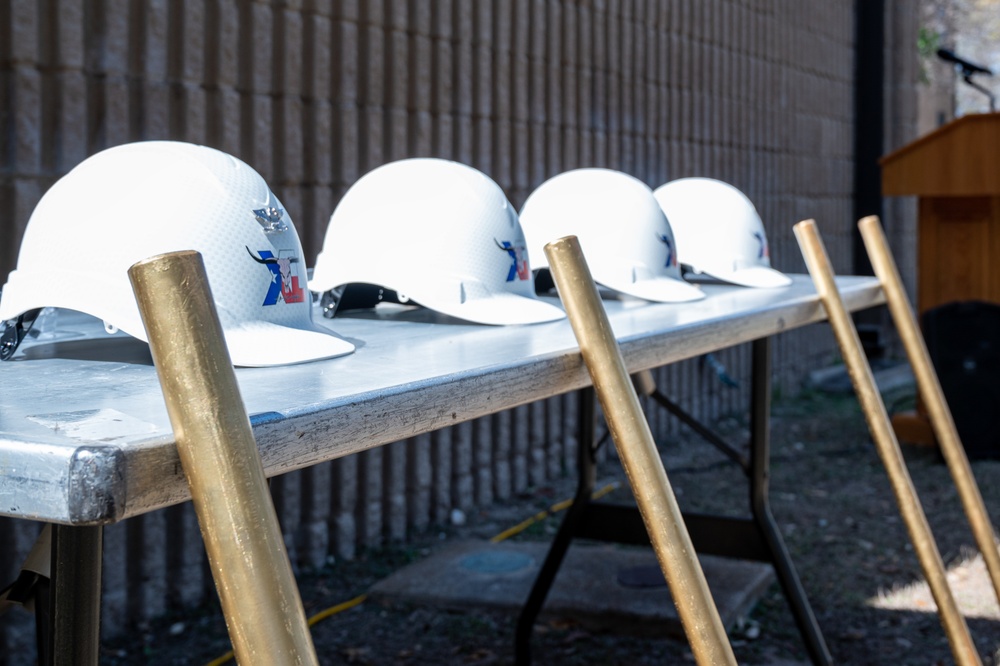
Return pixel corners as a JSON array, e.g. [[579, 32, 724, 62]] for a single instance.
[[963, 74, 997, 112], [936, 48, 996, 113]]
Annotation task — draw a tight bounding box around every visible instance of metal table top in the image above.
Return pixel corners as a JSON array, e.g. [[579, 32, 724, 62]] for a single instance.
[[0, 275, 883, 526]]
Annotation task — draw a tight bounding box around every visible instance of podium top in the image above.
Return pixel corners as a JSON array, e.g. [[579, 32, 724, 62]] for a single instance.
[[880, 112, 1000, 197]]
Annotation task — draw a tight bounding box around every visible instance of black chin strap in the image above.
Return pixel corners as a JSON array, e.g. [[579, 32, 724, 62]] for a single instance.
[[320, 284, 404, 318], [0, 309, 40, 360]]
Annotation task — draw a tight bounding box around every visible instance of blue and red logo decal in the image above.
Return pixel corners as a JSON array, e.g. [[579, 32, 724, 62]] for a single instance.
[[657, 233, 676, 268], [246, 247, 306, 305], [752, 231, 769, 259], [495, 239, 531, 282]]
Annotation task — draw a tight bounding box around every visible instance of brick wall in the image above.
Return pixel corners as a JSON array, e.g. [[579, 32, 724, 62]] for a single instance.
[[0, 1, 918, 659]]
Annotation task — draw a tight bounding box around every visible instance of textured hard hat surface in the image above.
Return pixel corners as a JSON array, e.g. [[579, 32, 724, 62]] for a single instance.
[[1, 141, 353, 364], [519, 168, 703, 303], [653, 177, 791, 288], [312, 158, 564, 325]]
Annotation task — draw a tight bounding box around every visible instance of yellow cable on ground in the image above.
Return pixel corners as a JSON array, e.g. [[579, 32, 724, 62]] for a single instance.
[[490, 482, 619, 543], [203, 482, 618, 666], [307, 593, 368, 627]]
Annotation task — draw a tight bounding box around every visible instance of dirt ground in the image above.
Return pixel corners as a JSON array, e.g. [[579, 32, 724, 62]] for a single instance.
[[101, 380, 1000, 665]]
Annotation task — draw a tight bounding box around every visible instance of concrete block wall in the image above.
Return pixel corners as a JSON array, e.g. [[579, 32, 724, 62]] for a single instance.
[[0, 1, 917, 659]]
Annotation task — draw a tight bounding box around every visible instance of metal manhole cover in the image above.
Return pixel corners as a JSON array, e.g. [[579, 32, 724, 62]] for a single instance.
[[617, 564, 667, 588]]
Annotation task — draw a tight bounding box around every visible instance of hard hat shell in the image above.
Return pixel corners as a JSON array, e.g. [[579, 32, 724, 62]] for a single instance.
[[0, 141, 354, 366], [652, 177, 792, 288], [518, 168, 704, 303], [309, 158, 565, 325]]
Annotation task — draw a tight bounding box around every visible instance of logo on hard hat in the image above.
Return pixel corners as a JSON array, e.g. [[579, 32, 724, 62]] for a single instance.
[[246, 247, 306, 305], [752, 231, 769, 259], [494, 239, 531, 282], [657, 233, 676, 268], [253, 207, 289, 233]]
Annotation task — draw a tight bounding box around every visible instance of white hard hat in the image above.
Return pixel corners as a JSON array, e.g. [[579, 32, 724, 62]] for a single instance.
[[518, 168, 704, 303], [310, 158, 565, 325], [0, 141, 354, 366], [652, 177, 792, 288]]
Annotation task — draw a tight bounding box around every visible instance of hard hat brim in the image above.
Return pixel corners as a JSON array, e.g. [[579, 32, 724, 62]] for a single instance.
[[223, 321, 355, 367], [707, 265, 793, 289], [434, 292, 566, 326], [607, 275, 705, 303]]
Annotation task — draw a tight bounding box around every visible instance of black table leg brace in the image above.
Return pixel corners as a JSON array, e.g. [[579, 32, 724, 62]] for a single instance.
[[514, 339, 832, 666]]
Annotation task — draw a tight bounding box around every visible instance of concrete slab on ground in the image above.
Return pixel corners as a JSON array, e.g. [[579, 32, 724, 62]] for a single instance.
[[807, 360, 915, 395], [369, 539, 775, 638]]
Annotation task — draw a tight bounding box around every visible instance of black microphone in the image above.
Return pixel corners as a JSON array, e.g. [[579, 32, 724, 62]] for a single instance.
[[937, 48, 993, 76]]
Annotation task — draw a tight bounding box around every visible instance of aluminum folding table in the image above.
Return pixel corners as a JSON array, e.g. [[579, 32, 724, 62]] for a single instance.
[[0, 275, 884, 665]]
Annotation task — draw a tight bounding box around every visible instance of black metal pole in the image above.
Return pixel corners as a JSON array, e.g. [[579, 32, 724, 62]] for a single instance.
[[853, 0, 885, 277]]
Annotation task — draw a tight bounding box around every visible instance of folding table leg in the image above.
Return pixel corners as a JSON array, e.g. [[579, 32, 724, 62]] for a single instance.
[[516, 344, 834, 665], [514, 387, 596, 665], [47, 524, 103, 666], [747, 339, 832, 666], [514, 329, 834, 663]]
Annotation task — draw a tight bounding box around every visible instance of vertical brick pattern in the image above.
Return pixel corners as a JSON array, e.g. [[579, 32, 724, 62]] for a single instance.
[[0, 2, 917, 658]]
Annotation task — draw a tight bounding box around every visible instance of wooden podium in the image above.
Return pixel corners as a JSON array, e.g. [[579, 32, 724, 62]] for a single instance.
[[880, 112, 1000, 445]]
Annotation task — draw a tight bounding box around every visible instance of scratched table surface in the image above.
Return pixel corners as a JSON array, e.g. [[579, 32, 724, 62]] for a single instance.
[[0, 275, 883, 526]]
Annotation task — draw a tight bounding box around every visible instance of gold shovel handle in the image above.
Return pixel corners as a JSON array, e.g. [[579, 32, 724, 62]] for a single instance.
[[129, 250, 318, 666], [794, 220, 981, 666], [858, 215, 1000, 606], [545, 235, 736, 666]]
